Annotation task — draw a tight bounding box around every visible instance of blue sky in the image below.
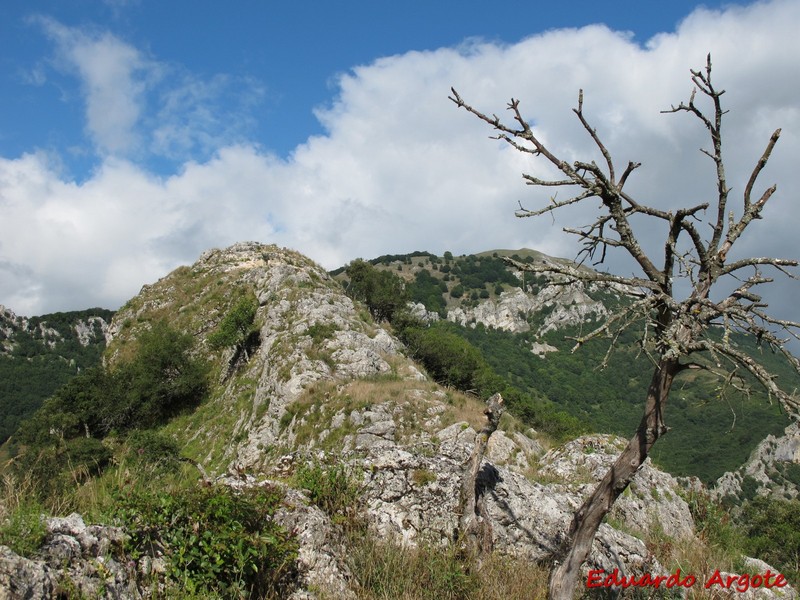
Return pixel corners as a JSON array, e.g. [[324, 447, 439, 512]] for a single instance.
[[1, 1, 733, 172], [1, 0, 799, 323]]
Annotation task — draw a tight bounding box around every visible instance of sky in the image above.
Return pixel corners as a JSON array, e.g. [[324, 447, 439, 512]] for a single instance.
[[1, 1, 799, 329]]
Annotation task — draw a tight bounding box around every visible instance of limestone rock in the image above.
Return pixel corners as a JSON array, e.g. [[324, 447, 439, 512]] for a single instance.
[[537, 435, 695, 540], [447, 284, 609, 335], [355, 437, 662, 580], [0, 513, 139, 600], [715, 422, 800, 502]]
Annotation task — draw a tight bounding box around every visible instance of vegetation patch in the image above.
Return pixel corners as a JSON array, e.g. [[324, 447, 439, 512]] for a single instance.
[[111, 483, 298, 598], [294, 458, 361, 523]]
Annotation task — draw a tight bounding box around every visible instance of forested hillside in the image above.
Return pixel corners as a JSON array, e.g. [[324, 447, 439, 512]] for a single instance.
[[0, 307, 113, 444], [335, 250, 794, 482]]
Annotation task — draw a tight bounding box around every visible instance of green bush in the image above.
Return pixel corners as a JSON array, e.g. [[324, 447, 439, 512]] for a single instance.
[[0, 500, 47, 557], [400, 324, 485, 391], [125, 429, 181, 472], [207, 293, 259, 351], [345, 260, 408, 322], [12, 321, 208, 496], [739, 496, 800, 584], [305, 322, 339, 345], [684, 489, 744, 555], [113, 321, 210, 429], [112, 484, 298, 597]]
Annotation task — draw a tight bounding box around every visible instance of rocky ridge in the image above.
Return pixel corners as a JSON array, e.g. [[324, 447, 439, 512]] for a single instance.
[[0, 305, 110, 354]]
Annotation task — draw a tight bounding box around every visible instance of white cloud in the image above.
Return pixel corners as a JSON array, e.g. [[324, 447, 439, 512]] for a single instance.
[[36, 17, 153, 156], [2, 0, 799, 323], [33, 18, 264, 163]]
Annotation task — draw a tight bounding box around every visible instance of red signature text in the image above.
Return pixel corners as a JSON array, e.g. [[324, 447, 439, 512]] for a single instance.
[[586, 568, 789, 592]]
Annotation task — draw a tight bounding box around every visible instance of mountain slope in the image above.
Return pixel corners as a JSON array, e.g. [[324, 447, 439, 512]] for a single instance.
[[334, 250, 795, 482], [0, 306, 112, 444], [3, 242, 797, 598]]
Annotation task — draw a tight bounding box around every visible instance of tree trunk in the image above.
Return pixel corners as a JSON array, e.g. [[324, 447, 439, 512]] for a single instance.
[[458, 392, 504, 563], [548, 358, 679, 600]]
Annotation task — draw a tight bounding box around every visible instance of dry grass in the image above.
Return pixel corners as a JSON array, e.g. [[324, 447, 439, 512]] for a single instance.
[[336, 524, 550, 600]]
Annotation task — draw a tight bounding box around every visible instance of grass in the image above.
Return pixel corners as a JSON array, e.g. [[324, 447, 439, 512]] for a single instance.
[[338, 522, 550, 600], [0, 471, 48, 557]]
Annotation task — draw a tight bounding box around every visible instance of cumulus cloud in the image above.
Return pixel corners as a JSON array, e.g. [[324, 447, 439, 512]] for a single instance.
[[2, 0, 799, 321]]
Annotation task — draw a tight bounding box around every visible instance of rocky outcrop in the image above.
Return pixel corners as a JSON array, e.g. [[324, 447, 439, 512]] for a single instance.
[[0, 513, 138, 599], [447, 283, 609, 336], [0, 305, 110, 353], [344, 426, 667, 580], [275, 379, 691, 581], [714, 422, 800, 503], [537, 435, 695, 540], [106, 242, 402, 473]]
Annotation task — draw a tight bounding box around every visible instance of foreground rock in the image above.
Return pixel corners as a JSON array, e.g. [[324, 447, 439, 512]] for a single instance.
[[0, 514, 138, 599]]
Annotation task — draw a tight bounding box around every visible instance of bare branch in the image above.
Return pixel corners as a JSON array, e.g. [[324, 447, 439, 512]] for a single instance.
[[744, 129, 781, 211], [699, 339, 800, 416], [515, 190, 595, 219], [719, 257, 798, 278], [572, 89, 616, 185]]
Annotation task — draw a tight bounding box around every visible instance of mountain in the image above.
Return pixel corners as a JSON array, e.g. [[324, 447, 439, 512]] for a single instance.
[[0, 305, 112, 444], [333, 249, 795, 483], [1, 242, 797, 598]]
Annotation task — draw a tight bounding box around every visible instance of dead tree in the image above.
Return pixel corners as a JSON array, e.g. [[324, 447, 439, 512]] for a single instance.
[[457, 392, 504, 565], [450, 55, 800, 600]]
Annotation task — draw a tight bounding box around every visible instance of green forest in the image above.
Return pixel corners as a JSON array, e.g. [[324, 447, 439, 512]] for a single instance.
[[0, 308, 114, 444]]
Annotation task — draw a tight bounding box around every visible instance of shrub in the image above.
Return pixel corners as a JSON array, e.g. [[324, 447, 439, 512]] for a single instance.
[[400, 324, 485, 391], [0, 499, 46, 558], [207, 293, 259, 351], [345, 260, 408, 322], [125, 429, 181, 472], [305, 322, 339, 345], [739, 496, 800, 584], [112, 484, 298, 597]]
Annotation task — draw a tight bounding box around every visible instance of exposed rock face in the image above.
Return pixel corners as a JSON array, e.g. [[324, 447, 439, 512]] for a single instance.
[[0, 305, 110, 354], [407, 301, 440, 323], [274, 374, 691, 582], [74, 317, 111, 347], [447, 283, 609, 335], [348, 427, 665, 579], [537, 435, 695, 540], [714, 422, 800, 502]]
